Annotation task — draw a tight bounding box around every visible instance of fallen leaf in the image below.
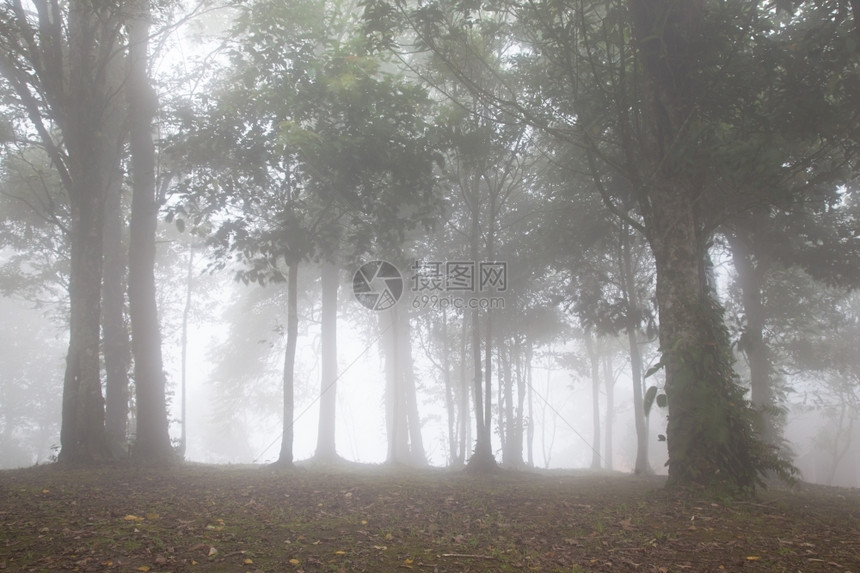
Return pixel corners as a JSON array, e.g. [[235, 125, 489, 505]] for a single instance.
[[124, 515, 145, 522], [289, 558, 301, 565], [334, 550, 346, 555], [208, 546, 218, 557], [746, 556, 761, 561], [244, 558, 253, 564]]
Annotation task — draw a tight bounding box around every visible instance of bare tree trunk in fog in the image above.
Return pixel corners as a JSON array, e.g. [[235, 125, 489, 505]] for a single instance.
[[586, 334, 601, 469], [103, 172, 130, 458], [516, 339, 527, 467], [620, 225, 652, 474], [727, 224, 777, 445], [458, 316, 470, 465], [399, 306, 426, 465], [276, 256, 299, 467], [316, 261, 339, 461], [384, 306, 409, 463], [56, 0, 126, 464], [526, 345, 535, 467], [127, 0, 172, 463], [468, 196, 493, 466], [179, 247, 194, 459], [603, 353, 615, 471], [440, 308, 458, 465]]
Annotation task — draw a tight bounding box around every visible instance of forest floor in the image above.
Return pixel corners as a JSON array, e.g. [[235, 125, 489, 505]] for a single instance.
[[0, 461, 857, 572]]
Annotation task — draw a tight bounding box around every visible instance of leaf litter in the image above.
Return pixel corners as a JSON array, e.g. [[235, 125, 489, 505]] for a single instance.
[[0, 463, 857, 572]]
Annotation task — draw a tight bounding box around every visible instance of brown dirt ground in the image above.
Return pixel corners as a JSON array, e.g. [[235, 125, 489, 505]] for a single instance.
[[0, 462, 857, 572]]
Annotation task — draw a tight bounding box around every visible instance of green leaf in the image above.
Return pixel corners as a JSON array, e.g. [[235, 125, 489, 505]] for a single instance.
[[643, 385, 658, 417]]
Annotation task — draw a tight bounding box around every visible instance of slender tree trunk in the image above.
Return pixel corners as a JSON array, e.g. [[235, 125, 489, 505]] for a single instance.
[[179, 247, 194, 459], [526, 344, 535, 468], [102, 172, 130, 458], [586, 334, 601, 470], [514, 338, 526, 468], [127, 0, 171, 462], [603, 353, 615, 471], [399, 307, 426, 465], [457, 314, 470, 466], [620, 224, 652, 474], [441, 309, 458, 465], [316, 261, 339, 461], [728, 227, 776, 444], [468, 198, 493, 467], [276, 257, 299, 467], [384, 306, 409, 463]]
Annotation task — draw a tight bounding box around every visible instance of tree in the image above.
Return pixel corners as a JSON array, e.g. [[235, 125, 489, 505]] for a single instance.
[[169, 0, 441, 466], [1, 0, 129, 462], [366, 0, 857, 492], [127, 0, 172, 463]]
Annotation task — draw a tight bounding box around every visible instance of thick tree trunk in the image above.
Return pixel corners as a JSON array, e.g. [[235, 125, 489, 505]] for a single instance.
[[648, 185, 756, 491], [60, 189, 111, 463], [316, 261, 339, 461], [58, 0, 123, 464], [127, 2, 172, 463], [276, 257, 299, 467], [102, 173, 130, 458]]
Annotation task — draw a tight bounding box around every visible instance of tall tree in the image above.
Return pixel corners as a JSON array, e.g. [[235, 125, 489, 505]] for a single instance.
[[126, 0, 172, 462], [366, 0, 858, 492], [1, 0, 128, 462]]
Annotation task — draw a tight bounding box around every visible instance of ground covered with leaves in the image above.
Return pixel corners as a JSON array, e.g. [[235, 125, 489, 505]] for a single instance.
[[0, 462, 857, 572]]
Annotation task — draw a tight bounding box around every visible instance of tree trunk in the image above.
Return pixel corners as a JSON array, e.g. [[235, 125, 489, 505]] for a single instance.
[[276, 257, 299, 467], [316, 261, 339, 461], [127, 1, 172, 463], [648, 184, 756, 491], [441, 309, 458, 465], [727, 226, 777, 445], [179, 247, 194, 459], [630, 0, 760, 492], [620, 224, 652, 474], [59, 0, 124, 464], [102, 172, 130, 459], [603, 353, 615, 471], [526, 344, 535, 468], [586, 334, 601, 470], [399, 307, 426, 465], [384, 305, 409, 464]]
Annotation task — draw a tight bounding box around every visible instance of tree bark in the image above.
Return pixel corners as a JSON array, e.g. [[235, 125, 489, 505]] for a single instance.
[[586, 334, 601, 470], [620, 225, 652, 474], [727, 226, 777, 445], [602, 352, 615, 471], [315, 261, 339, 461], [276, 257, 299, 467], [127, 0, 172, 463], [102, 171, 130, 459], [58, 0, 125, 464]]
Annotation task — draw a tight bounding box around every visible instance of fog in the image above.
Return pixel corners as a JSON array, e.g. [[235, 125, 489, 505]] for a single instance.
[[2, 259, 857, 488]]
